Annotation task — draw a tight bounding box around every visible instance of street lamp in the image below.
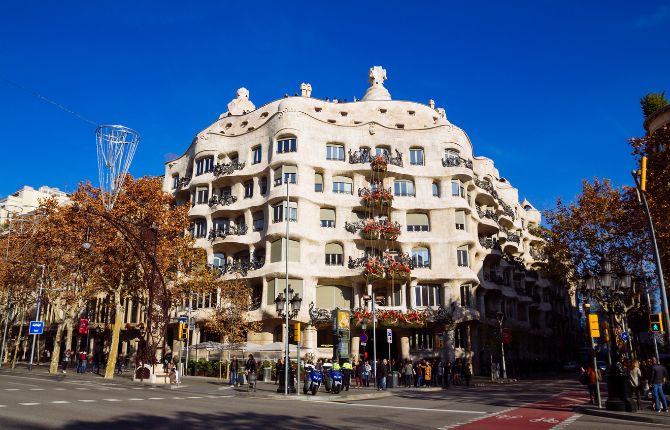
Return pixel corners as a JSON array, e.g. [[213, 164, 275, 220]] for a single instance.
[[584, 257, 635, 412], [275, 286, 301, 394], [495, 311, 507, 380]]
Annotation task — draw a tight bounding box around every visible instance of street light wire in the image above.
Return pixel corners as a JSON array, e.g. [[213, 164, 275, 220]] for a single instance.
[[0, 73, 99, 127]]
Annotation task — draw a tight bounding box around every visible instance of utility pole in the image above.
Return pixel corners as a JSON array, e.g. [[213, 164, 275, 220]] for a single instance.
[[28, 265, 45, 371], [372, 292, 377, 385]]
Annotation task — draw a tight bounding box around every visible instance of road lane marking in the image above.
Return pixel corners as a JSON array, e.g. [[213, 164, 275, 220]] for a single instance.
[[148, 397, 165, 400], [128, 398, 145, 401], [78, 400, 96, 403], [54, 388, 66, 391], [51, 401, 70, 404], [75, 387, 90, 390], [19, 403, 40, 406], [29, 388, 45, 391], [172, 397, 184, 400], [4, 388, 20, 391], [0, 405, 6, 407], [103, 398, 121, 402], [322, 402, 487, 414], [186, 396, 203, 399]]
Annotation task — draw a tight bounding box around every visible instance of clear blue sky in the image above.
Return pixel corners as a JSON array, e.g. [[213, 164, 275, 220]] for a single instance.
[[1, 1, 668, 213]]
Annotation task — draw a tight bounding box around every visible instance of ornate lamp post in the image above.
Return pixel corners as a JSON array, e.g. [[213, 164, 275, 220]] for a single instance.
[[495, 311, 507, 380], [275, 287, 301, 394], [584, 257, 635, 412]]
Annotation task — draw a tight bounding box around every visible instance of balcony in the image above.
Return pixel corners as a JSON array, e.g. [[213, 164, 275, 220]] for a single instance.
[[212, 160, 245, 177], [358, 185, 393, 207], [208, 194, 238, 208], [209, 253, 265, 277], [348, 148, 403, 167], [178, 177, 191, 188], [348, 252, 414, 282], [442, 155, 473, 169], [474, 178, 498, 199], [476, 206, 499, 224], [530, 248, 546, 261], [208, 224, 248, 241], [478, 237, 501, 251]]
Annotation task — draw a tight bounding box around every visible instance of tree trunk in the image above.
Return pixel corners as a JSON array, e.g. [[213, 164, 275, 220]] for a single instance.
[[11, 308, 25, 369], [49, 322, 64, 374], [65, 319, 73, 353], [104, 289, 124, 379]]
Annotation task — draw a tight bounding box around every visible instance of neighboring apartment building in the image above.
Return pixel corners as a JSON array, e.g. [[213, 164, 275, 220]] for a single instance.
[[163, 67, 579, 373], [0, 185, 69, 225]]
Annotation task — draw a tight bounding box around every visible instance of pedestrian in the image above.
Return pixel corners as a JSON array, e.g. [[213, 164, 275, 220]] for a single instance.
[[78, 351, 87, 373], [628, 360, 642, 411], [644, 358, 654, 407], [437, 361, 444, 387], [403, 359, 413, 387], [364, 360, 371, 387], [275, 357, 282, 385], [444, 361, 452, 388], [585, 364, 601, 405], [464, 361, 472, 387], [424, 360, 432, 387], [230, 356, 240, 387], [116, 355, 124, 375], [62, 349, 71, 373], [378, 358, 389, 390], [342, 360, 353, 391], [650, 357, 668, 413], [453, 359, 462, 385], [245, 354, 257, 392]]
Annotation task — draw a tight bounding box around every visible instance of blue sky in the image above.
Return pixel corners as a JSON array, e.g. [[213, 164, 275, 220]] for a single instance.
[[1, 1, 668, 213]]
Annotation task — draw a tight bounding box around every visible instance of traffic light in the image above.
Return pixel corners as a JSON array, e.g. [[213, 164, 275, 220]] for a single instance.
[[178, 322, 189, 340], [640, 156, 647, 192], [292, 322, 301, 344], [78, 318, 89, 335], [650, 313, 664, 332]]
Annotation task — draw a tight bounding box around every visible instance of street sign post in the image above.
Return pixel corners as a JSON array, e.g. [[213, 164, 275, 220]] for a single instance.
[[386, 328, 392, 343], [588, 314, 600, 338], [360, 333, 368, 347], [29, 321, 43, 335]]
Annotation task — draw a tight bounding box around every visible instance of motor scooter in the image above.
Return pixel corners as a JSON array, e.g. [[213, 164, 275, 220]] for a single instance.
[[330, 367, 343, 394], [303, 366, 322, 395]]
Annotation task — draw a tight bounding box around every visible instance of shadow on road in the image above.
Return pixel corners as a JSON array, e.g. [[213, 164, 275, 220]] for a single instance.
[[58, 410, 340, 430]]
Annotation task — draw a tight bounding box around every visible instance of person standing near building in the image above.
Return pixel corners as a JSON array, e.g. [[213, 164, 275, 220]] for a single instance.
[[230, 356, 240, 387], [364, 360, 371, 387], [651, 357, 668, 413], [378, 358, 389, 390], [585, 364, 601, 405], [402, 359, 413, 387], [628, 360, 642, 411], [62, 349, 71, 374], [424, 361, 432, 387], [342, 360, 353, 391]]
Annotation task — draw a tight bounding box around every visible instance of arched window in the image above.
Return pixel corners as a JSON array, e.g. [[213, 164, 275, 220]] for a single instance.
[[320, 208, 336, 228], [325, 243, 344, 266], [406, 213, 429, 232], [277, 136, 297, 153], [411, 247, 430, 268], [195, 156, 214, 176], [455, 210, 467, 231], [314, 173, 324, 192], [375, 146, 390, 157], [457, 245, 470, 267], [414, 284, 441, 307], [272, 200, 297, 223], [192, 218, 207, 238], [274, 165, 297, 186], [409, 147, 424, 165], [432, 182, 440, 197], [213, 252, 226, 269]]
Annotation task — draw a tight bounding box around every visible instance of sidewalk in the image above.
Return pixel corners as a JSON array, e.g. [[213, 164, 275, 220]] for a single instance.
[[576, 402, 670, 425]]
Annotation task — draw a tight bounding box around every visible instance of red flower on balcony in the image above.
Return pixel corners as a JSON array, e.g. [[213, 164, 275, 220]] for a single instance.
[[370, 155, 388, 172], [361, 219, 381, 240], [363, 256, 385, 281], [380, 219, 401, 241]]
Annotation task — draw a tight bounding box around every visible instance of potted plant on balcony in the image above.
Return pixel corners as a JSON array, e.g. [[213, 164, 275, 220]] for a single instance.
[[386, 259, 411, 280], [363, 256, 385, 281], [370, 154, 388, 172], [380, 220, 401, 241], [361, 219, 381, 240]]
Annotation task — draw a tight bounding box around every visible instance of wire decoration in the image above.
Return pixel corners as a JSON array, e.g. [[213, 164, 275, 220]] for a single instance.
[[95, 125, 140, 212]]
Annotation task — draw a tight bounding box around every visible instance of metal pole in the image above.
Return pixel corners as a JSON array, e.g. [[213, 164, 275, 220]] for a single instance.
[[372, 292, 377, 386], [185, 290, 191, 377], [591, 334, 602, 408], [632, 171, 670, 345], [285, 175, 290, 396], [499, 319, 507, 380], [28, 265, 45, 371], [297, 338, 300, 397]]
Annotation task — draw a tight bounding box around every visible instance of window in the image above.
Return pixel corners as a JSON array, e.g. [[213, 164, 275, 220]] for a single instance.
[[394, 180, 415, 197], [432, 182, 440, 197], [252, 211, 264, 231], [326, 144, 345, 161], [266, 278, 303, 306], [269, 238, 300, 263], [406, 213, 429, 232], [172, 175, 179, 190], [252, 146, 262, 164], [212, 252, 226, 269], [411, 247, 430, 268], [410, 329, 434, 350], [192, 219, 207, 238], [460, 284, 473, 307], [445, 148, 460, 162], [220, 186, 232, 196], [451, 180, 465, 198], [212, 217, 230, 232], [415, 284, 441, 307], [196, 187, 209, 205], [272, 201, 297, 223], [320, 208, 336, 228], [260, 177, 267, 195], [277, 137, 297, 153], [409, 148, 424, 165], [195, 156, 214, 176], [316, 285, 353, 309], [244, 180, 254, 198], [314, 173, 324, 192], [454, 326, 467, 349], [332, 176, 353, 194], [375, 146, 390, 157], [274, 165, 297, 186], [455, 210, 467, 231], [234, 215, 246, 231], [457, 245, 470, 267], [325, 243, 344, 266]]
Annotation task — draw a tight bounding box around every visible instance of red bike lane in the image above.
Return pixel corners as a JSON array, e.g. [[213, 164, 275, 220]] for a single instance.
[[442, 390, 589, 430]]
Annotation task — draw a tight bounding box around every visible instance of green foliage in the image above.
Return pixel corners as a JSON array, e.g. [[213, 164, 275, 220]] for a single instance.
[[641, 91, 668, 118]]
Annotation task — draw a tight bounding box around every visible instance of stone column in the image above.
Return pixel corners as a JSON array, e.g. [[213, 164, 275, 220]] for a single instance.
[[445, 329, 456, 362], [303, 324, 318, 354], [400, 283, 407, 311], [442, 282, 450, 307], [400, 336, 410, 360], [350, 336, 360, 362], [409, 280, 417, 308]]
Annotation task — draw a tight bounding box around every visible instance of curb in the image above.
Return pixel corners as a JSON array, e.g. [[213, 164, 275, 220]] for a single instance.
[[575, 406, 670, 425], [232, 390, 392, 402]]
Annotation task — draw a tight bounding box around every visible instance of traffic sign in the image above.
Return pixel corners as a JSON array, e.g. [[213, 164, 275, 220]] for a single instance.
[[621, 332, 629, 342], [360, 333, 368, 344], [29, 321, 44, 335], [386, 328, 392, 344], [588, 314, 600, 338]]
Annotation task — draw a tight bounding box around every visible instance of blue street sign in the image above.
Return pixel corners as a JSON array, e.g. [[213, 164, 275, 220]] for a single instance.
[[178, 316, 188, 323], [29, 321, 44, 335], [621, 332, 629, 342], [360, 333, 368, 344]]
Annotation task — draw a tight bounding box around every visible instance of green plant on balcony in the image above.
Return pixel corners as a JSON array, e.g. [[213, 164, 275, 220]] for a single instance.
[[361, 219, 381, 239], [363, 256, 385, 281], [370, 154, 388, 172], [640, 91, 668, 118]]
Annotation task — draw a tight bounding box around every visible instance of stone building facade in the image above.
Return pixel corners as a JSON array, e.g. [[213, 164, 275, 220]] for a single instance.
[[163, 67, 579, 372]]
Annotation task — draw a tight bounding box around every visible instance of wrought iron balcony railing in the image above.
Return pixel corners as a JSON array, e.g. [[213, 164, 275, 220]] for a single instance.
[[208, 224, 248, 241], [208, 194, 238, 208], [212, 160, 245, 177], [348, 148, 403, 167], [530, 248, 546, 261], [478, 237, 502, 251], [178, 177, 191, 188], [442, 155, 473, 169]]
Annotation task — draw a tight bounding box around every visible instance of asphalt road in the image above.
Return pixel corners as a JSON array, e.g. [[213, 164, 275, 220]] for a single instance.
[[0, 371, 664, 430]]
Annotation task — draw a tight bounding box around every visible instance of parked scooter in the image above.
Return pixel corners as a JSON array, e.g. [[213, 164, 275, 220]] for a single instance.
[[303, 365, 322, 395], [322, 362, 333, 392], [330, 367, 343, 394]]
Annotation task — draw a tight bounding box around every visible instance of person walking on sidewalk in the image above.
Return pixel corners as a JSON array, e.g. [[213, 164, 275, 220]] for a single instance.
[[651, 357, 668, 413], [230, 356, 240, 387], [628, 360, 643, 411], [378, 358, 389, 390], [245, 354, 257, 392], [402, 359, 413, 387], [62, 349, 71, 374], [585, 364, 601, 405]]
